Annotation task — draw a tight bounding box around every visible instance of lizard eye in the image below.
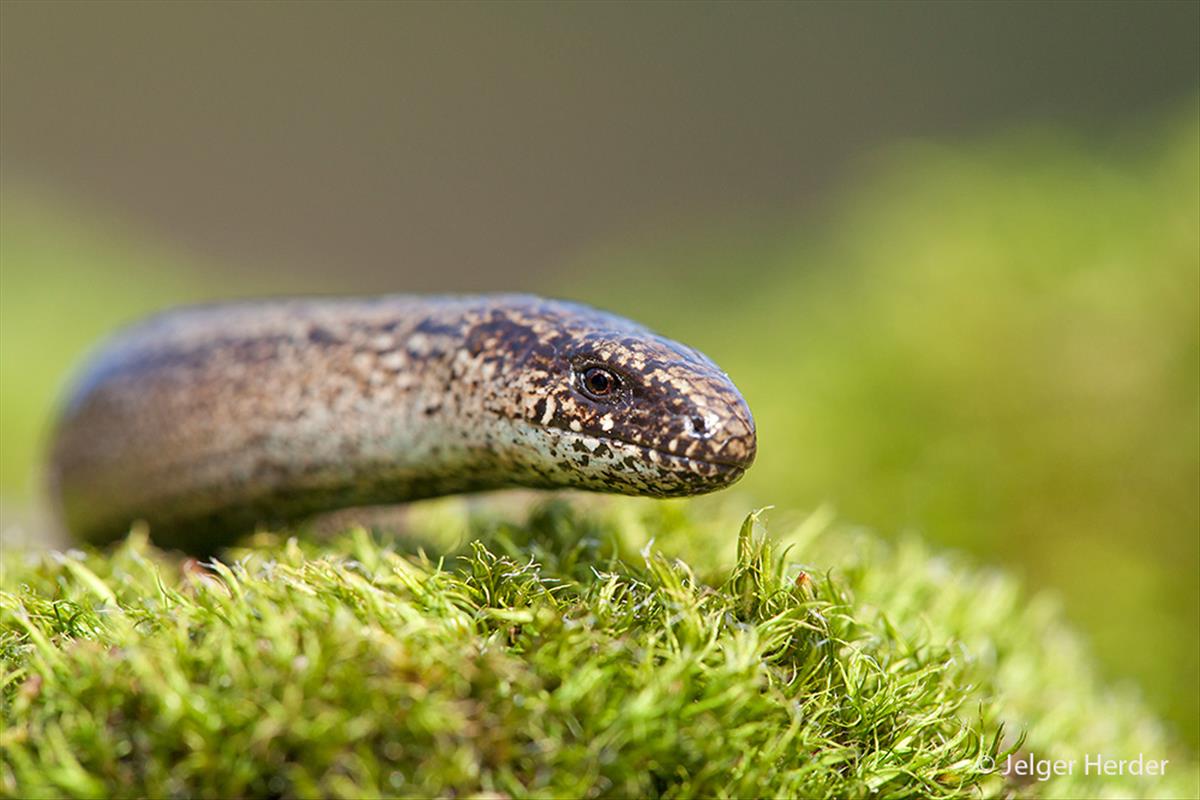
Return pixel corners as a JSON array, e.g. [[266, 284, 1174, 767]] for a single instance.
[[579, 366, 620, 400]]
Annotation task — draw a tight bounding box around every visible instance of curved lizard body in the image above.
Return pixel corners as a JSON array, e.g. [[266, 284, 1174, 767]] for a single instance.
[[49, 294, 756, 551]]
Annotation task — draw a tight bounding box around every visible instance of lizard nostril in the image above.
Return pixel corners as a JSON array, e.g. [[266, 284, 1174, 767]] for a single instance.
[[690, 415, 707, 435]]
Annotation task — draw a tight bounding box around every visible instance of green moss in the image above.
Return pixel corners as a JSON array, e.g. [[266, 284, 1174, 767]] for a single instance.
[[3, 499, 1195, 798]]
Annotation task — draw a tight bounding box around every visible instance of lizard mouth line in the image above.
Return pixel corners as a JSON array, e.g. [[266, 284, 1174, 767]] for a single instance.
[[537, 419, 753, 472]]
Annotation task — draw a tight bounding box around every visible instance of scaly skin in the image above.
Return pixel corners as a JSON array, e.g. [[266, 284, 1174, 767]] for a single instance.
[[49, 294, 757, 552]]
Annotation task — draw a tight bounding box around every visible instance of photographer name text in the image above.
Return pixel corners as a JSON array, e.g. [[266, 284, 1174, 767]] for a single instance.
[[987, 752, 1169, 782]]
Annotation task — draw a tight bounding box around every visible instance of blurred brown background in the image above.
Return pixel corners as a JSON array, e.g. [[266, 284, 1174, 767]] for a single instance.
[[3, 2, 1196, 290]]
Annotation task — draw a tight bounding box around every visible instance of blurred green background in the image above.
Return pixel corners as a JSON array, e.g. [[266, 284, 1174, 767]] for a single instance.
[[2, 1, 1197, 750]]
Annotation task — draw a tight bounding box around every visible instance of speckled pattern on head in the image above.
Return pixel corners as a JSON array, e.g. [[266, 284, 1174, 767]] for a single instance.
[[49, 294, 756, 551]]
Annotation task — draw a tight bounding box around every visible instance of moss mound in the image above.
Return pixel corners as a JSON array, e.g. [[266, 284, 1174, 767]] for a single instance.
[[2, 499, 1196, 798]]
